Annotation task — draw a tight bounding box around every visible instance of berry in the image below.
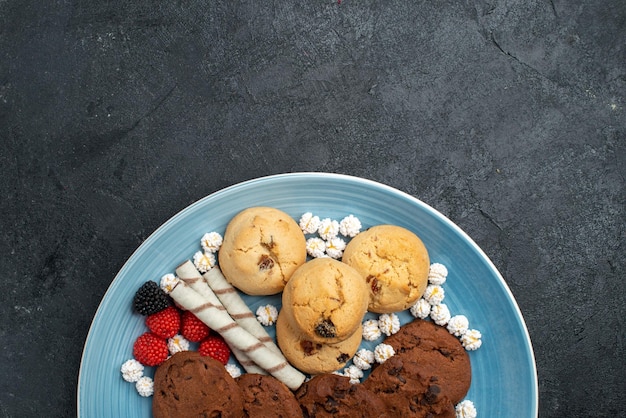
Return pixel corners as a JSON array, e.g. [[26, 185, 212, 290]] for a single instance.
[[133, 332, 169, 367], [198, 335, 231, 364], [146, 306, 181, 339], [133, 281, 171, 315], [180, 311, 210, 342]]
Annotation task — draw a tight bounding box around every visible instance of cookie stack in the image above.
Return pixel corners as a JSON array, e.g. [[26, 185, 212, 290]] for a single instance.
[[276, 258, 369, 374]]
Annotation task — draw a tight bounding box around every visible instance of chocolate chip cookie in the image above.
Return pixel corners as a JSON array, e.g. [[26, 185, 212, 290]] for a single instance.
[[295, 374, 387, 417], [152, 351, 244, 418], [236, 373, 301, 418]]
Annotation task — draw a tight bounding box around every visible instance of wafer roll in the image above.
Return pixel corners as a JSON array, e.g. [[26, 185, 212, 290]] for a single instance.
[[175, 261, 266, 375], [203, 267, 285, 359], [170, 279, 306, 390]]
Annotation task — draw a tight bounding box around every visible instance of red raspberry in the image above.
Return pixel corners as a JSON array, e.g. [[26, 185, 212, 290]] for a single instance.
[[180, 311, 210, 342], [198, 335, 231, 364], [133, 332, 168, 367], [145, 306, 180, 339]]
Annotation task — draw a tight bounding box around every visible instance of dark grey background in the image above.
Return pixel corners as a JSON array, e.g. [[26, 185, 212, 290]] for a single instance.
[[1, 0, 624, 416]]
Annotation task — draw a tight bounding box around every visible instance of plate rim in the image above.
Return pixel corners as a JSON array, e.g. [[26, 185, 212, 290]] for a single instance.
[[77, 171, 538, 417]]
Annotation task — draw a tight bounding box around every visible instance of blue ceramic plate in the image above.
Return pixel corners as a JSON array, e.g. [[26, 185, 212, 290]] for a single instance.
[[78, 173, 538, 417]]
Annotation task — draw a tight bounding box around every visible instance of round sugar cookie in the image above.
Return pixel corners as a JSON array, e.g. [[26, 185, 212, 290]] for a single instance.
[[281, 258, 368, 344], [276, 312, 362, 375], [342, 224, 430, 313], [218, 207, 306, 295]]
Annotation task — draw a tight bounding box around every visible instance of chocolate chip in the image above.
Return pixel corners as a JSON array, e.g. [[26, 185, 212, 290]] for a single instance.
[[438, 347, 451, 357], [424, 384, 441, 404], [386, 366, 402, 377], [324, 397, 339, 413]]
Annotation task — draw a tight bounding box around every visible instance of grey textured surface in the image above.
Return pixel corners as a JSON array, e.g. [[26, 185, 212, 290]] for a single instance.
[[1, 0, 624, 416]]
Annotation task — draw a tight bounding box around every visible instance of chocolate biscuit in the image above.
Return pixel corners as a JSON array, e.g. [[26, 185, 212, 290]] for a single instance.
[[295, 374, 387, 417], [236, 373, 301, 418], [152, 351, 244, 418], [382, 318, 471, 403], [362, 353, 456, 417]]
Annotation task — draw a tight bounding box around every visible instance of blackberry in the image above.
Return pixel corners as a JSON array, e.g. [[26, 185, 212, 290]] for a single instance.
[[133, 281, 171, 315]]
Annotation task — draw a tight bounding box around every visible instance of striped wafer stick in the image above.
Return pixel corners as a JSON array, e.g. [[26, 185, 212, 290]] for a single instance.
[[170, 279, 306, 390], [203, 267, 285, 360], [175, 261, 266, 375]]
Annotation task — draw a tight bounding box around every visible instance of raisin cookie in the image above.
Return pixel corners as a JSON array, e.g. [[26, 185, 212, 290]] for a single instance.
[[218, 207, 306, 295], [281, 258, 368, 344], [275, 312, 362, 375], [342, 225, 430, 313]]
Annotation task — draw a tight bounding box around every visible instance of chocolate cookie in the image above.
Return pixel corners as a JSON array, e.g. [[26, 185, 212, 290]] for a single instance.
[[342, 225, 430, 313], [362, 354, 456, 417], [218, 207, 307, 295], [152, 351, 244, 418], [236, 373, 302, 418], [295, 374, 387, 418], [382, 319, 471, 403]]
